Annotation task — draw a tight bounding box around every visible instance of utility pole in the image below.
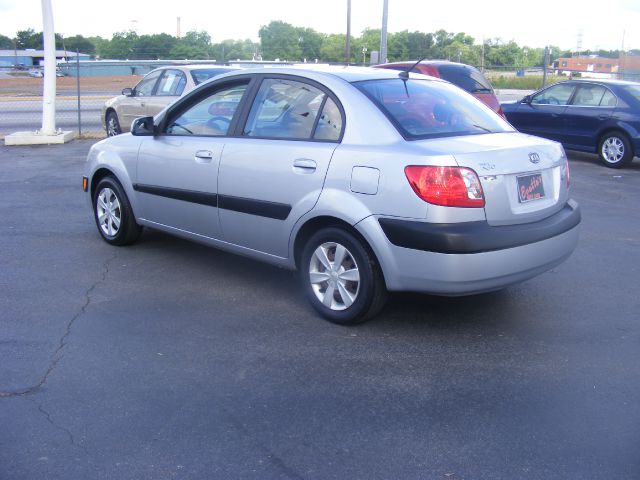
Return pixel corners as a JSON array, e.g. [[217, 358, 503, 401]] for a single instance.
[[41, 0, 56, 135], [542, 46, 549, 87], [345, 0, 351, 65], [379, 0, 388, 65]]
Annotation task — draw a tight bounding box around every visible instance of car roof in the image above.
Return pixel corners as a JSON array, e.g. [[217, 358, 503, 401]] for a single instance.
[[561, 78, 640, 87], [378, 60, 474, 69], [218, 64, 444, 84]]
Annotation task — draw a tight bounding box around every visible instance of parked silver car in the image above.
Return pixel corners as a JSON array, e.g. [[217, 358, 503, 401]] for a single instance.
[[102, 65, 238, 136], [84, 66, 580, 324]]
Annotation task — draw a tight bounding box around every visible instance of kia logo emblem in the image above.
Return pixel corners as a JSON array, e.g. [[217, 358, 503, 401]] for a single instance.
[[529, 152, 541, 164]]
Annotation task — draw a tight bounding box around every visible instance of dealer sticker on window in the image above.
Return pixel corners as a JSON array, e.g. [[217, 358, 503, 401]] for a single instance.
[[517, 173, 545, 203]]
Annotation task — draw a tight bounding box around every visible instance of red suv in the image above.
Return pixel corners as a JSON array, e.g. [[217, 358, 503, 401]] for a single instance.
[[375, 61, 504, 118]]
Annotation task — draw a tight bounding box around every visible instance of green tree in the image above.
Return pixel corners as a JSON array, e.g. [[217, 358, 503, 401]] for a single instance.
[[170, 30, 211, 59], [15, 29, 63, 50], [212, 39, 258, 61], [0, 34, 13, 49], [63, 35, 96, 55], [296, 27, 324, 61], [319, 33, 347, 63], [99, 31, 138, 59], [259, 20, 302, 60]]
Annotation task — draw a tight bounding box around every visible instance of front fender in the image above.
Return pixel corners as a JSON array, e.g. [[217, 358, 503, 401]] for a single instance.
[[85, 136, 143, 217]]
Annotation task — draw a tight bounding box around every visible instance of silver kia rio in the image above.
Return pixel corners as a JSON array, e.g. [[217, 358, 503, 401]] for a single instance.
[[83, 66, 580, 324]]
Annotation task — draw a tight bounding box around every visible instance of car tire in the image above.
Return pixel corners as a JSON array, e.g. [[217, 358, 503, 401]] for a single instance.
[[300, 227, 387, 325], [106, 111, 122, 136], [599, 131, 633, 168], [93, 176, 141, 246]]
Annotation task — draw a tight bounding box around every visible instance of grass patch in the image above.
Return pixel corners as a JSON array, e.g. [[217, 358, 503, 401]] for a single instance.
[[486, 74, 565, 90]]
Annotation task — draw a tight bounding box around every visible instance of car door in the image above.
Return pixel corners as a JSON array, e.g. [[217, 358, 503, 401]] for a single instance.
[[144, 69, 187, 117], [562, 83, 616, 150], [508, 83, 575, 143], [217, 76, 343, 258], [120, 69, 163, 128], [135, 79, 251, 239]]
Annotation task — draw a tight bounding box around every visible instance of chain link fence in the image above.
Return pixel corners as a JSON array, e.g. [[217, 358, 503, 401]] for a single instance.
[[1, 61, 638, 140]]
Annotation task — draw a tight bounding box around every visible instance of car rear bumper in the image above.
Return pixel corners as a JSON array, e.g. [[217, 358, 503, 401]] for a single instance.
[[357, 200, 580, 295]]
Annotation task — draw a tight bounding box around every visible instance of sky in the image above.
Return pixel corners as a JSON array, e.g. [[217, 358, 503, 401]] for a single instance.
[[0, 0, 638, 52]]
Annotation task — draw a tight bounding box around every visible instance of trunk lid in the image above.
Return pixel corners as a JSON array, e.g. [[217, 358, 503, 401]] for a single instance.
[[413, 132, 569, 226]]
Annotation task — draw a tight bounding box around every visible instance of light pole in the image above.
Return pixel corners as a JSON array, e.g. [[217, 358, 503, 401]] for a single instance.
[[379, 0, 388, 64], [362, 46, 368, 66], [345, 0, 351, 65], [5, 0, 73, 144]]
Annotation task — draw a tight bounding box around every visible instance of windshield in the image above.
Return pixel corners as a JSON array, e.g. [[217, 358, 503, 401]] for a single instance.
[[190, 68, 235, 85], [437, 64, 493, 93], [354, 79, 512, 140]]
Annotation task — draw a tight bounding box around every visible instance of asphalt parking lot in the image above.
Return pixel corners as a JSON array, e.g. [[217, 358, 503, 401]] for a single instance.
[[1, 140, 639, 480]]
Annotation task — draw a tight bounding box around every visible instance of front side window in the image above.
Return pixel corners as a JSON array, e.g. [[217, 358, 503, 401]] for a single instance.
[[531, 83, 575, 105], [156, 70, 187, 96], [135, 70, 163, 97], [354, 79, 512, 140], [165, 82, 248, 136], [243, 79, 326, 140]]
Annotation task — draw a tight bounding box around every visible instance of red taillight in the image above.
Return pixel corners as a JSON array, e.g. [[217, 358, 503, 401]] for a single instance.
[[404, 165, 485, 208], [497, 105, 506, 119]]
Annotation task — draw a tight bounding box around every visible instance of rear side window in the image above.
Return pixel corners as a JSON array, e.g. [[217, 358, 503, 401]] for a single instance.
[[244, 79, 328, 140], [354, 79, 512, 140], [571, 84, 609, 107], [437, 65, 493, 93], [156, 70, 187, 96]]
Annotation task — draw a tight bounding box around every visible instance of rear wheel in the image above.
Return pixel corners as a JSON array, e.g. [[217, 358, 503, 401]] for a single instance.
[[599, 132, 633, 168], [106, 111, 122, 136], [93, 176, 141, 246], [300, 227, 387, 325]]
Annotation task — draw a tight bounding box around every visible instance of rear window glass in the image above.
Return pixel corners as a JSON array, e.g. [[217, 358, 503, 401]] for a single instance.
[[190, 68, 236, 85], [354, 79, 512, 140], [622, 85, 640, 102], [437, 65, 493, 93]]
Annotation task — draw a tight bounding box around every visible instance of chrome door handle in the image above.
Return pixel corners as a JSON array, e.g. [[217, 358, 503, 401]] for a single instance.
[[195, 150, 213, 162], [293, 158, 317, 173]]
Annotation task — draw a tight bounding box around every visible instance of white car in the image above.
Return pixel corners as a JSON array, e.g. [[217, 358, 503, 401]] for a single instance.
[[102, 65, 238, 136]]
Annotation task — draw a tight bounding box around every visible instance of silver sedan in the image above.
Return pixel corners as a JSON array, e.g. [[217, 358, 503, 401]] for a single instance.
[[85, 66, 580, 324]]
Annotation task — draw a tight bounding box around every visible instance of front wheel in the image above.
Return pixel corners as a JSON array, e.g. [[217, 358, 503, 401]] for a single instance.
[[599, 132, 633, 168], [105, 111, 122, 136], [300, 227, 387, 325], [93, 176, 141, 246]]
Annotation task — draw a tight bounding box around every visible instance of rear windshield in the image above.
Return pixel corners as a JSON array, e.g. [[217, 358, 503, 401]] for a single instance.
[[190, 68, 235, 85], [437, 64, 493, 93], [622, 85, 640, 102], [354, 79, 512, 140]]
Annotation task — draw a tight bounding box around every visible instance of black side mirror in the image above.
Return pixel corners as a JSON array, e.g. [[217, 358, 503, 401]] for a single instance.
[[122, 87, 133, 97], [131, 116, 155, 136], [522, 95, 532, 104]]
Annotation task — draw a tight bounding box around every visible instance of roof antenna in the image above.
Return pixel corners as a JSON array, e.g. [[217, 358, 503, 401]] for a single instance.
[[398, 56, 427, 80]]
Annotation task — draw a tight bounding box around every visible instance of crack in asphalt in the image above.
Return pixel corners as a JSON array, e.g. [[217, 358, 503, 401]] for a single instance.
[[223, 408, 306, 480], [0, 252, 117, 398], [34, 399, 88, 454]]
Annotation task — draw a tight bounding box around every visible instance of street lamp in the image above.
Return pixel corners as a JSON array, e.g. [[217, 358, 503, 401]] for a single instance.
[[362, 46, 368, 66]]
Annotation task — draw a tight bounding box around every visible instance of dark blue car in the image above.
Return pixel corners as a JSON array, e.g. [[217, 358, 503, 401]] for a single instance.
[[502, 79, 640, 168]]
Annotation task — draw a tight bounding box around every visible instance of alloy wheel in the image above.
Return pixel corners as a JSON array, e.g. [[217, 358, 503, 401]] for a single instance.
[[601, 137, 625, 164], [96, 187, 121, 237], [309, 242, 361, 311]]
